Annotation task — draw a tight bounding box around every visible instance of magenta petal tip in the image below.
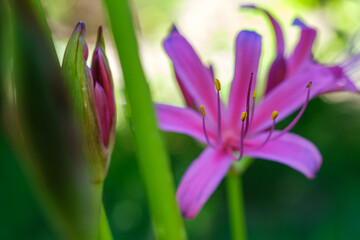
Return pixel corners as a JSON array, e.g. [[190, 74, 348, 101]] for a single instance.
[[240, 4, 256, 9], [74, 21, 86, 33], [170, 24, 179, 34], [292, 18, 306, 27], [97, 26, 103, 42]]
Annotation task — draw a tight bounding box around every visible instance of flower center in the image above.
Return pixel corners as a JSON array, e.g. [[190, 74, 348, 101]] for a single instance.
[[200, 75, 312, 160]]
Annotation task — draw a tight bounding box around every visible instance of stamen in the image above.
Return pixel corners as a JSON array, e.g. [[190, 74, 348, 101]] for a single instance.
[[255, 110, 278, 150], [244, 73, 254, 135], [237, 112, 247, 160], [271, 110, 279, 120], [200, 105, 213, 147], [241, 112, 248, 121], [215, 78, 221, 91], [200, 105, 206, 116], [215, 78, 222, 143], [273, 82, 312, 139], [249, 89, 256, 128]]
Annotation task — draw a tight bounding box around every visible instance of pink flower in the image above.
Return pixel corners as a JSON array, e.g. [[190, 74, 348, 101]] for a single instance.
[[155, 7, 358, 219]]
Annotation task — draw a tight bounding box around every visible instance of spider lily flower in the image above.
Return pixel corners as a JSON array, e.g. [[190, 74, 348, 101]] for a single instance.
[[62, 22, 116, 183], [242, 5, 358, 95], [155, 9, 359, 219]]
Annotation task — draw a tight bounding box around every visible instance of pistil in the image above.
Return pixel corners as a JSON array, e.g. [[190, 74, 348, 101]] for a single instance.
[[215, 78, 223, 143]]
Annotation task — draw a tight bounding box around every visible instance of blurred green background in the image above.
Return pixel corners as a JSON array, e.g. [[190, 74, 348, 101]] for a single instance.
[[1, 0, 360, 239]]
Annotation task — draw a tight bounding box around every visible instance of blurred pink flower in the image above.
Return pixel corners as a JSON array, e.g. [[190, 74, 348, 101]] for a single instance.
[[155, 7, 358, 219]]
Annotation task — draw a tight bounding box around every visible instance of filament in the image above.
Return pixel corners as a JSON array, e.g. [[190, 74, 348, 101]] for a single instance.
[[249, 90, 256, 130], [237, 112, 247, 161], [215, 79, 222, 143], [254, 111, 278, 150], [244, 73, 254, 135], [200, 105, 213, 147], [273, 82, 312, 140]]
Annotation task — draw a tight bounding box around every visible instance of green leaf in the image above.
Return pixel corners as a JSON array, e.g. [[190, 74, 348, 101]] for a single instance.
[[0, 1, 11, 114], [5, 0, 102, 239]]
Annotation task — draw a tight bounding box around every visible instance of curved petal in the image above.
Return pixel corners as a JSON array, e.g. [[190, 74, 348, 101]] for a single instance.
[[250, 65, 346, 133], [287, 18, 316, 76], [321, 66, 359, 93], [227, 30, 262, 129], [244, 131, 322, 178], [155, 103, 217, 143], [242, 5, 284, 54], [163, 27, 217, 122], [242, 5, 286, 94], [177, 147, 232, 219]]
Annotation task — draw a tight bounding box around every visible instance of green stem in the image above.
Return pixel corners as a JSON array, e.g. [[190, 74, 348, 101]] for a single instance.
[[98, 204, 113, 240], [226, 170, 247, 240], [102, 0, 187, 239], [225, 157, 254, 240]]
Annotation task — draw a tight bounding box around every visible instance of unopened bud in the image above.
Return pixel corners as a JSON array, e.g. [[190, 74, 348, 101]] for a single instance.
[[62, 22, 115, 183]]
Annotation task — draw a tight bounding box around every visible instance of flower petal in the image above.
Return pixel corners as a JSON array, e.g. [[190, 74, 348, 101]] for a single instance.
[[92, 45, 115, 121], [250, 65, 350, 133], [242, 6, 288, 94], [94, 83, 111, 145], [163, 27, 217, 121], [175, 70, 196, 108], [177, 147, 232, 219], [265, 54, 287, 94], [245, 131, 322, 178], [287, 18, 316, 76], [227, 30, 262, 129], [208, 64, 215, 80], [242, 5, 284, 54], [241, 5, 288, 94], [322, 66, 359, 93], [155, 103, 217, 143]]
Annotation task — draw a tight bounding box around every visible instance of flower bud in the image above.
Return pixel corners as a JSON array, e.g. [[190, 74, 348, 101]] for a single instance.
[[62, 22, 116, 183], [91, 26, 116, 149]]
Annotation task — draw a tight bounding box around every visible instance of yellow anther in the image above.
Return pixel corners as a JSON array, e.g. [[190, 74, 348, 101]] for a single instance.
[[200, 105, 206, 116], [214, 78, 221, 91], [271, 110, 279, 120], [253, 90, 256, 99], [241, 112, 247, 121], [307, 81, 312, 88]]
